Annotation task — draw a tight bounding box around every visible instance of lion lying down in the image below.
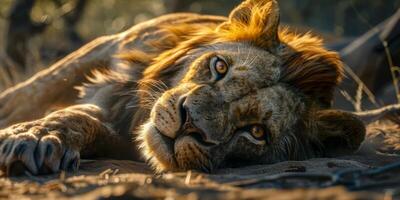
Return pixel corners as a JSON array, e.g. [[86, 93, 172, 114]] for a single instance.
[[0, 0, 365, 175]]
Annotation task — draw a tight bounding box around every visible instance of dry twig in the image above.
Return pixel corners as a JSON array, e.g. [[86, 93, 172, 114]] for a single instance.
[[353, 103, 400, 123]]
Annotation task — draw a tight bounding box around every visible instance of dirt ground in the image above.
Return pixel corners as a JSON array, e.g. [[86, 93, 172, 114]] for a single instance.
[[0, 121, 399, 200]]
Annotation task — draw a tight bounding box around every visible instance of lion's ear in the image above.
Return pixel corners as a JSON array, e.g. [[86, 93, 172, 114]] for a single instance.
[[219, 0, 280, 50], [314, 110, 366, 157]]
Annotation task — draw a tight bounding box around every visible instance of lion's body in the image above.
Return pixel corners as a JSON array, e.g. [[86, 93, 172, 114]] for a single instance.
[[0, 13, 225, 128], [0, 0, 365, 175]]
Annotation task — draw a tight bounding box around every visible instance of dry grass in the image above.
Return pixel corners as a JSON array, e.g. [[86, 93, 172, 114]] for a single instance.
[[0, 147, 398, 200], [337, 6, 400, 125]]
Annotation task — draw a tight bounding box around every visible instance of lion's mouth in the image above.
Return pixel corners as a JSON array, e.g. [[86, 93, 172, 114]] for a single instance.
[[174, 134, 214, 172], [181, 130, 218, 147], [146, 124, 217, 172], [179, 121, 219, 147]]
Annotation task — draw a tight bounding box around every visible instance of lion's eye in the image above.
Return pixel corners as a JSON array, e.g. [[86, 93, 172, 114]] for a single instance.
[[215, 59, 228, 74], [211, 57, 228, 80], [250, 125, 265, 139]]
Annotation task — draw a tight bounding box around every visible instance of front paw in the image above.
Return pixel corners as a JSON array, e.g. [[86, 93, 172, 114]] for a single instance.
[[0, 124, 80, 175]]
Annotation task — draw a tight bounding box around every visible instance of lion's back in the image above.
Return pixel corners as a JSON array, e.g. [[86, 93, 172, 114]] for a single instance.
[[110, 13, 226, 72]]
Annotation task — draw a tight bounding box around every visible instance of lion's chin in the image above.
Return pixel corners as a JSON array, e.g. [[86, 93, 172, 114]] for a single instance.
[[174, 135, 213, 172], [138, 121, 215, 173], [138, 121, 178, 172]]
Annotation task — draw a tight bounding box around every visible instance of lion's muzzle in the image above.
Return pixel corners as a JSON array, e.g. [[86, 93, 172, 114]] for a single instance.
[[179, 96, 220, 145]]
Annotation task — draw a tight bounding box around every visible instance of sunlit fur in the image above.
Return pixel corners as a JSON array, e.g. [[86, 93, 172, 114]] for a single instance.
[[0, 0, 365, 174], [140, 1, 343, 108], [109, 0, 363, 172]]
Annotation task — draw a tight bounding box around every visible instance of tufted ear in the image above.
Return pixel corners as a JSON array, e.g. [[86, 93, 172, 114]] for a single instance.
[[218, 0, 280, 50], [314, 110, 366, 157]]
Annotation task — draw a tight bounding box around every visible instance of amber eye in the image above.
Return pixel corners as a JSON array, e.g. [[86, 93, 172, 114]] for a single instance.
[[250, 125, 265, 139], [212, 57, 228, 80], [215, 59, 228, 74]]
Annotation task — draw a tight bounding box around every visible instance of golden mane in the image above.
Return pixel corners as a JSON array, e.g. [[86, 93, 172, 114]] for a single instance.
[[278, 29, 344, 107], [132, 0, 343, 107]]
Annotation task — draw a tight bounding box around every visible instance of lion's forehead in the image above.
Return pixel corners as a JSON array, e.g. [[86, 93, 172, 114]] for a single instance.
[[227, 85, 305, 125], [205, 43, 281, 101], [214, 42, 280, 79]]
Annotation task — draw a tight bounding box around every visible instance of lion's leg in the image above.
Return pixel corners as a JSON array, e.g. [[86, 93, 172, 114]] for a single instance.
[[0, 104, 114, 175], [0, 35, 119, 129]]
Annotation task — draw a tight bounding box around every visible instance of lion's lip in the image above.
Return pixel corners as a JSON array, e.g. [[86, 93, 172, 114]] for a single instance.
[[151, 125, 218, 171], [149, 126, 178, 169], [180, 130, 219, 147], [179, 122, 220, 146]]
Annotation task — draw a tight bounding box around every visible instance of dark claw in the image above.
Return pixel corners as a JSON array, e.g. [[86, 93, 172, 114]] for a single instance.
[[45, 144, 53, 157], [14, 143, 27, 157], [69, 157, 79, 171], [2, 143, 11, 154]]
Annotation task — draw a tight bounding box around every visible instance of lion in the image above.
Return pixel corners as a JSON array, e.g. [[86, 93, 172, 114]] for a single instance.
[[0, 0, 365, 174]]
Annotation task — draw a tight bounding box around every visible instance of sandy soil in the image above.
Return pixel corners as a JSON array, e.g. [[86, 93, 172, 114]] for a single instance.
[[0, 122, 399, 200]]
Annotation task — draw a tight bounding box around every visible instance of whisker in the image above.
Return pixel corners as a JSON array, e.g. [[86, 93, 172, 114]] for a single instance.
[[243, 48, 251, 66], [248, 54, 258, 67], [134, 89, 158, 100], [139, 79, 168, 95]]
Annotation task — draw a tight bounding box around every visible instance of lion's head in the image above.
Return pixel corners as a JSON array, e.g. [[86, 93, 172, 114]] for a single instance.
[[136, 0, 365, 172]]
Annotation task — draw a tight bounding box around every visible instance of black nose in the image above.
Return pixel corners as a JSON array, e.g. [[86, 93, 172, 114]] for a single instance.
[[178, 96, 218, 146], [178, 96, 189, 125]]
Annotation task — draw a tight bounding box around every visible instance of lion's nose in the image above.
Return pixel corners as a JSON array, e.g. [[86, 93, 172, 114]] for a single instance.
[[178, 96, 188, 125], [178, 96, 219, 146], [179, 96, 197, 127]]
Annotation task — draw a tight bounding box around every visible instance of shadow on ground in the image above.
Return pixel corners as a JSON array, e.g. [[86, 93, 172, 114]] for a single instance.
[[1, 121, 399, 200]]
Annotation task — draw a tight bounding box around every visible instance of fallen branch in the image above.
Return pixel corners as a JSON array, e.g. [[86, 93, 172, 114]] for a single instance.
[[352, 103, 400, 123]]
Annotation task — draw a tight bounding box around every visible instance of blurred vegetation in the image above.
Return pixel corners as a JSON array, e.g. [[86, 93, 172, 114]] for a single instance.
[[0, 0, 399, 86], [1, 0, 397, 37]]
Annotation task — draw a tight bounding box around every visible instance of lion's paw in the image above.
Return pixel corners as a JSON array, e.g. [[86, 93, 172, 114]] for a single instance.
[[0, 124, 80, 175]]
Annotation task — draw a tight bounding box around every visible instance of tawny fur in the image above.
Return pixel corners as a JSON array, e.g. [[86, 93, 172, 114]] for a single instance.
[[0, 0, 365, 174]]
